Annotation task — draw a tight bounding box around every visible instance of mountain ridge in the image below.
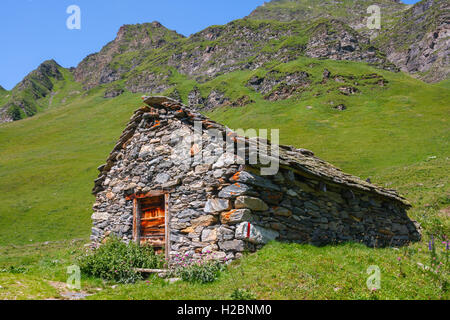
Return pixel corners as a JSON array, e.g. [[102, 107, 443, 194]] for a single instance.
[[0, 60, 66, 122], [0, 0, 448, 123]]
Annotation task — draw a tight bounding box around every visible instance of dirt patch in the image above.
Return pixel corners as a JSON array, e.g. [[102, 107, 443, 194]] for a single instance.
[[47, 281, 92, 300], [439, 206, 450, 217]]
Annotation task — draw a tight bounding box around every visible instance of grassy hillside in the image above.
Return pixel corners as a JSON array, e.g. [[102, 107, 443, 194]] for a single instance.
[[0, 57, 448, 299], [0, 57, 448, 245], [0, 240, 448, 300], [0, 88, 9, 106], [0, 61, 82, 121]]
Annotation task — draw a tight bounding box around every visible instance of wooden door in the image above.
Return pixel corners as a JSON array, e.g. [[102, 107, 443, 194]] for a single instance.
[[135, 195, 166, 248]]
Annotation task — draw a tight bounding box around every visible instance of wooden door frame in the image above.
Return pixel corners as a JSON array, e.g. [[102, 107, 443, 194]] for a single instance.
[[129, 191, 170, 261]]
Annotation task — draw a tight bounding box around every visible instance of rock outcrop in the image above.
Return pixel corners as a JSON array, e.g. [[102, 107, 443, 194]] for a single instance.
[[375, 0, 450, 82]]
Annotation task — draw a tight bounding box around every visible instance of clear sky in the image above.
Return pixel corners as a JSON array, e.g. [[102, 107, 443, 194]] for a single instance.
[[0, 0, 421, 90]]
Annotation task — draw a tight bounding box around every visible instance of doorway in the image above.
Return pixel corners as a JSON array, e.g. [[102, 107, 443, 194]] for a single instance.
[[132, 193, 168, 254]]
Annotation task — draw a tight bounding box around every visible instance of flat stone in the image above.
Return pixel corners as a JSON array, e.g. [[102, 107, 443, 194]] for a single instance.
[[213, 169, 225, 178], [191, 215, 218, 228], [260, 190, 283, 205], [270, 222, 286, 231], [204, 198, 231, 213], [219, 240, 245, 252], [218, 183, 251, 198], [139, 145, 153, 158], [155, 173, 170, 184], [220, 209, 253, 225], [235, 222, 279, 244], [195, 164, 211, 174], [210, 251, 227, 261], [202, 244, 219, 253], [392, 223, 409, 235], [91, 227, 103, 237], [106, 192, 115, 200], [162, 178, 181, 189], [91, 212, 110, 221], [230, 171, 280, 191], [273, 206, 292, 217], [177, 209, 201, 219], [201, 228, 217, 242], [235, 196, 269, 211], [217, 225, 235, 241], [212, 153, 236, 169]]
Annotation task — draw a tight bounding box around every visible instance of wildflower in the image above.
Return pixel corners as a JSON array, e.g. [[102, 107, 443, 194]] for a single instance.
[[397, 257, 401, 261]]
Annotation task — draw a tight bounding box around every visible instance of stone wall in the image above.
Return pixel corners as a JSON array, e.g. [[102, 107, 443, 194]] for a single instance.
[[91, 105, 420, 262]]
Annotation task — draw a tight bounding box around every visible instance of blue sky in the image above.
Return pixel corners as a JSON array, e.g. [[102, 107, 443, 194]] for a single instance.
[[0, 0, 421, 90]]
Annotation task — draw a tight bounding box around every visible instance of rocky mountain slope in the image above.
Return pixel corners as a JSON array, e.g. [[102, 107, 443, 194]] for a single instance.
[[250, 0, 449, 82], [73, 22, 185, 90], [374, 0, 449, 82], [0, 60, 68, 122], [248, 0, 409, 33], [0, 0, 448, 123]]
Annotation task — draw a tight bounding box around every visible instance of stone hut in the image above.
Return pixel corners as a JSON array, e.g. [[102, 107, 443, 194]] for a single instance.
[[91, 96, 420, 261]]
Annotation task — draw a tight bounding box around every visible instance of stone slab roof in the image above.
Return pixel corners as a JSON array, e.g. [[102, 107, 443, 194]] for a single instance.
[[93, 95, 411, 207]]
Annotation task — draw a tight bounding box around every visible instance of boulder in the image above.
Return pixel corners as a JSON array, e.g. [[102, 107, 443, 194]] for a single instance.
[[201, 228, 217, 242], [273, 206, 292, 217], [260, 190, 283, 205], [230, 171, 280, 191], [219, 240, 245, 252], [220, 209, 253, 225], [191, 215, 218, 228], [204, 198, 231, 213], [235, 196, 269, 211], [155, 173, 170, 184], [235, 222, 279, 244], [218, 183, 251, 198], [91, 212, 110, 221]]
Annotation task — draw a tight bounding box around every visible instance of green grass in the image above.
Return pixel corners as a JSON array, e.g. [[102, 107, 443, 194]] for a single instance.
[[0, 240, 447, 300], [0, 57, 448, 299], [89, 241, 448, 300], [0, 91, 141, 244]]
